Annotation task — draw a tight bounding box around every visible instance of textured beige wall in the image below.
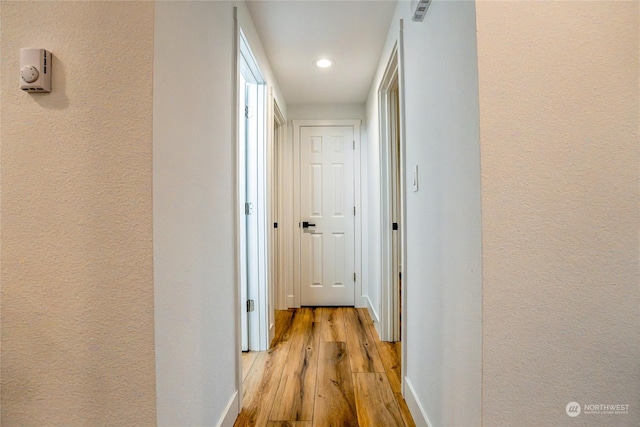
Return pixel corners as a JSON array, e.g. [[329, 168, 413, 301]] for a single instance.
[[477, 1, 639, 425], [1, 1, 156, 425]]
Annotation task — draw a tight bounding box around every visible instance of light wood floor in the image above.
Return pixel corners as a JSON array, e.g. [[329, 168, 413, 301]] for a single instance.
[[235, 307, 415, 427]]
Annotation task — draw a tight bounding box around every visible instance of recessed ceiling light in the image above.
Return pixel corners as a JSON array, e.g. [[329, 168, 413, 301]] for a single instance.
[[314, 58, 334, 68]]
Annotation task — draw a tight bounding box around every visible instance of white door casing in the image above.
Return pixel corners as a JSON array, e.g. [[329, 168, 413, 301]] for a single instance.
[[238, 28, 268, 351], [378, 39, 409, 344], [293, 120, 362, 307]]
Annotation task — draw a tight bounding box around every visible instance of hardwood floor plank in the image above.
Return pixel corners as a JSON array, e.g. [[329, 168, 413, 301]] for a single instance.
[[267, 422, 313, 427], [394, 392, 417, 427], [291, 308, 315, 333], [375, 341, 401, 393], [242, 351, 268, 398], [362, 311, 403, 396], [313, 341, 358, 427], [321, 307, 346, 342], [356, 308, 374, 326], [353, 373, 404, 427], [270, 319, 321, 421], [235, 392, 260, 427], [344, 308, 385, 373], [236, 339, 292, 426], [363, 312, 380, 344], [242, 351, 259, 383], [272, 310, 295, 346]]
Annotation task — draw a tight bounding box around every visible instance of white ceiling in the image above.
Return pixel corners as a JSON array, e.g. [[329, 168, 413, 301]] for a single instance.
[[245, 0, 398, 105]]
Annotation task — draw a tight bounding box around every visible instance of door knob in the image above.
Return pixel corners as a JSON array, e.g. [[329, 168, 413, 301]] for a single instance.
[[302, 221, 316, 228]]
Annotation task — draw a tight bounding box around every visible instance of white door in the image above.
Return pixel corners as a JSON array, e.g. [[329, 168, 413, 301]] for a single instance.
[[299, 125, 355, 306]]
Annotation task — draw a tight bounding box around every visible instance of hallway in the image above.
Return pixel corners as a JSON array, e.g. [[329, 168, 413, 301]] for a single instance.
[[235, 307, 415, 427]]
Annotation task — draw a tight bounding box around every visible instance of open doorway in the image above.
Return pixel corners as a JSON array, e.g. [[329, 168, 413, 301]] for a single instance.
[[380, 42, 405, 343], [238, 29, 269, 352], [269, 97, 286, 331]]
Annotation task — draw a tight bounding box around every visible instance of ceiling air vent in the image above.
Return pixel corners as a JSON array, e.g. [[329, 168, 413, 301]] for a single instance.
[[412, 0, 431, 22]]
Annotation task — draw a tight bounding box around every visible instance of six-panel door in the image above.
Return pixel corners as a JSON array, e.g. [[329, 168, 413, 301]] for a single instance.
[[300, 126, 355, 306]]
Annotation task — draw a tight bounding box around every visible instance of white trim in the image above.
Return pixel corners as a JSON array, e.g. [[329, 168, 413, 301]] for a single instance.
[[292, 119, 362, 127], [292, 120, 301, 308], [267, 89, 288, 341], [266, 86, 275, 344], [256, 80, 268, 351], [365, 295, 381, 338], [379, 32, 408, 343], [404, 377, 432, 427], [232, 5, 244, 412], [238, 29, 269, 352], [215, 391, 239, 427], [354, 120, 363, 308], [358, 295, 369, 312], [284, 119, 296, 308], [398, 18, 410, 407], [272, 97, 287, 312], [365, 295, 380, 323], [292, 119, 363, 307], [378, 42, 398, 342]]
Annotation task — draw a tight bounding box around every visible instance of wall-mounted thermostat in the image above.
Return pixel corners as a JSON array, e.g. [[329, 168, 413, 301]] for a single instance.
[[20, 48, 51, 93]]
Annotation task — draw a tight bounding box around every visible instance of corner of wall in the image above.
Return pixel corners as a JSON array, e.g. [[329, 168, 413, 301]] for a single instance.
[[216, 391, 239, 427], [404, 377, 433, 427]]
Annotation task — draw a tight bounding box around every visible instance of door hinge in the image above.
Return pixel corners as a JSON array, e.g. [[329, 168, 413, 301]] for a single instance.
[[353, 140, 355, 150], [353, 206, 356, 216], [246, 299, 255, 312], [245, 202, 253, 215], [353, 272, 356, 282], [245, 106, 253, 118], [392, 222, 398, 230], [274, 222, 278, 229]]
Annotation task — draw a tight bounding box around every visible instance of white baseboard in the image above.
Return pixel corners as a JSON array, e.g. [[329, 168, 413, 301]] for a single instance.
[[363, 296, 383, 339], [216, 390, 239, 427], [404, 377, 432, 427], [365, 296, 380, 323]]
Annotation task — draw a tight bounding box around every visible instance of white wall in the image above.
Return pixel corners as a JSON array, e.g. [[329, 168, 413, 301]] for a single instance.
[[1, 2, 156, 425], [477, 1, 640, 425], [366, 1, 483, 426], [154, 1, 287, 424], [402, 2, 483, 425], [287, 104, 365, 121], [153, 2, 238, 425], [237, 2, 287, 118]]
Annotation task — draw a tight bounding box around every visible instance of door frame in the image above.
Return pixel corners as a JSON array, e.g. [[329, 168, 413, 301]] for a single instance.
[[237, 27, 270, 352], [378, 24, 409, 398], [292, 119, 363, 308], [269, 93, 287, 340], [379, 43, 405, 342]]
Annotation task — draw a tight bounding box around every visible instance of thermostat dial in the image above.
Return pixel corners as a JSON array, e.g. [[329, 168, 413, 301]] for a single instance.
[[21, 65, 39, 84]]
